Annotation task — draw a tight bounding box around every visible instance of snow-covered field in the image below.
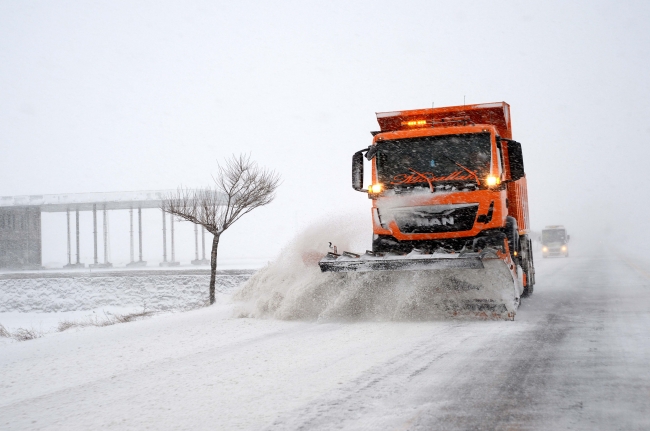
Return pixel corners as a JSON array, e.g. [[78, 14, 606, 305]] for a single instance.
[[0, 269, 253, 337]]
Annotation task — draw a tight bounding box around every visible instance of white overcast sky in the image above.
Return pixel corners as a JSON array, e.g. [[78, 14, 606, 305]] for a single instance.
[[1, 0, 649, 264]]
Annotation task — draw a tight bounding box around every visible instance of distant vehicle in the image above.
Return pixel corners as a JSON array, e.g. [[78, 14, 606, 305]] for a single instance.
[[541, 225, 569, 257]]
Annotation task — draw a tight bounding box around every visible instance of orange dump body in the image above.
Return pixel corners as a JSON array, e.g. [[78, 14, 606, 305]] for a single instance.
[[370, 102, 530, 244]]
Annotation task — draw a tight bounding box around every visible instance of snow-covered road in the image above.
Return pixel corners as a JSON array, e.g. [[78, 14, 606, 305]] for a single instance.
[[1, 252, 649, 430]]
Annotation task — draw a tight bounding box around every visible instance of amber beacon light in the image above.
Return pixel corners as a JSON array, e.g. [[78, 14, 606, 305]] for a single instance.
[[401, 119, 427, 127]]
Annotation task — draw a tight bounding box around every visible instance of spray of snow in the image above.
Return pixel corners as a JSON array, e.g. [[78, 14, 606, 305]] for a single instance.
[[233, 215, 518, 321]]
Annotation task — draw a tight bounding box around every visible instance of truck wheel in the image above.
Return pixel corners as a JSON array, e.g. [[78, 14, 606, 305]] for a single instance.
[[529, 238, 536, 285], [519, 234, 535, 297]]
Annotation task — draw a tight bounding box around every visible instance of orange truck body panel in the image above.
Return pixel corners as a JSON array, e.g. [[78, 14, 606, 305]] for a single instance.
[[371, 102, 530, 242]]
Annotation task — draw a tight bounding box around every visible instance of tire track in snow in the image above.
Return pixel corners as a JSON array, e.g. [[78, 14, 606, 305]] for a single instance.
[[408, 255, 637, 430], [264, 323, 482, 430]]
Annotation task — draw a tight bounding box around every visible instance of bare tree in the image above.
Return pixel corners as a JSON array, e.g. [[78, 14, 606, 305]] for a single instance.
[[162, 154, 281, 304]]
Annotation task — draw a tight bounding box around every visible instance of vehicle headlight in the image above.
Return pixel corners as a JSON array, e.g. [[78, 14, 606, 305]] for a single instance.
[[486, 175, 500, 186], [542, 246, 548, 252], [561, 245, 567, 251], [369, 183, 383, 194]]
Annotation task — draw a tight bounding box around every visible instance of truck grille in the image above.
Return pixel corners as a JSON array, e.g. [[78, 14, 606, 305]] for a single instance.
[[394, 204, 479, 234]]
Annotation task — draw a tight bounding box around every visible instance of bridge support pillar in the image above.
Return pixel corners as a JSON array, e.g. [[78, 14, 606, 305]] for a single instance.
[[128, 208, 134, 264], [202, 226, 206, 260], [192, 224, 209, 265], [66, 209, 71, 266], [127, 208, 146, 267], [65, 208, 85, 268], [91, 206, 112, 268], [160, 211, 180, 267]]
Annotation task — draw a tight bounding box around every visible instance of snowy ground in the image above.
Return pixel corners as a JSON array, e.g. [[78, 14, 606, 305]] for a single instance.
[[0, 269, 253, 318], [1, 247, 649, 430], [0, 306, 147, 336]]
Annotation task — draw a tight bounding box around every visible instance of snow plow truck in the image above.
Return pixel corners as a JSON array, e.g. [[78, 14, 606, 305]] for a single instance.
[[319, 102, 535, 320]]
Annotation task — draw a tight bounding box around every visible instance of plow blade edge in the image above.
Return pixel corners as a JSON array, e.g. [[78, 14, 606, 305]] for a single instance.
[[319, 256, 483, 272]]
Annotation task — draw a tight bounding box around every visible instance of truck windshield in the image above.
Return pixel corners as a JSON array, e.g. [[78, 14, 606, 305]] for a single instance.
[[375, 133, 492, 188], [542, 230, 566, 244]]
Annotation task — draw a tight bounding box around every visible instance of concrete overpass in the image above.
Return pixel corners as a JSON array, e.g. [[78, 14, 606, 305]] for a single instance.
[[0, 190, 210, 269]]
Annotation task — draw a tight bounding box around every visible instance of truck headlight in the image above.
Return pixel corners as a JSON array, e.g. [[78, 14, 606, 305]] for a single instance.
[[486, 175, 500, 186], [542, 246, 548, 252], [369, 184, 383, 194], [561, 245, 567, 251]]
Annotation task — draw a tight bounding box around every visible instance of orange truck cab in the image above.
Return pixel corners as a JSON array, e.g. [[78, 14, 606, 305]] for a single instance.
[[352, 102, 536, 290]]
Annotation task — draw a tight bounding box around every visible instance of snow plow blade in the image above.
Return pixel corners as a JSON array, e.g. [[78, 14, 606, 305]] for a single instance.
[[318, 249, 522, 320], [319, 253, 483, 272]]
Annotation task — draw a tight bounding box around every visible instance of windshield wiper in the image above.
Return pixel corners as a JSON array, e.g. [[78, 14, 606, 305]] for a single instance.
[[440, 153, 481, 186]]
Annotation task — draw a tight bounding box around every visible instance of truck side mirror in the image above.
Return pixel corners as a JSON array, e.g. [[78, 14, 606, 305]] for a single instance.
[[352, 151, 366, 192], [365, 145, 378, 160], [507, 140, 525, 181], [567, 234, 571, 241]]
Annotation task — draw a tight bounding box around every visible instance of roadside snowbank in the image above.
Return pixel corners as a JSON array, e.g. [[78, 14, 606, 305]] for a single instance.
[[0, 270, 252, 313], [0, 307, 139, 332]]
